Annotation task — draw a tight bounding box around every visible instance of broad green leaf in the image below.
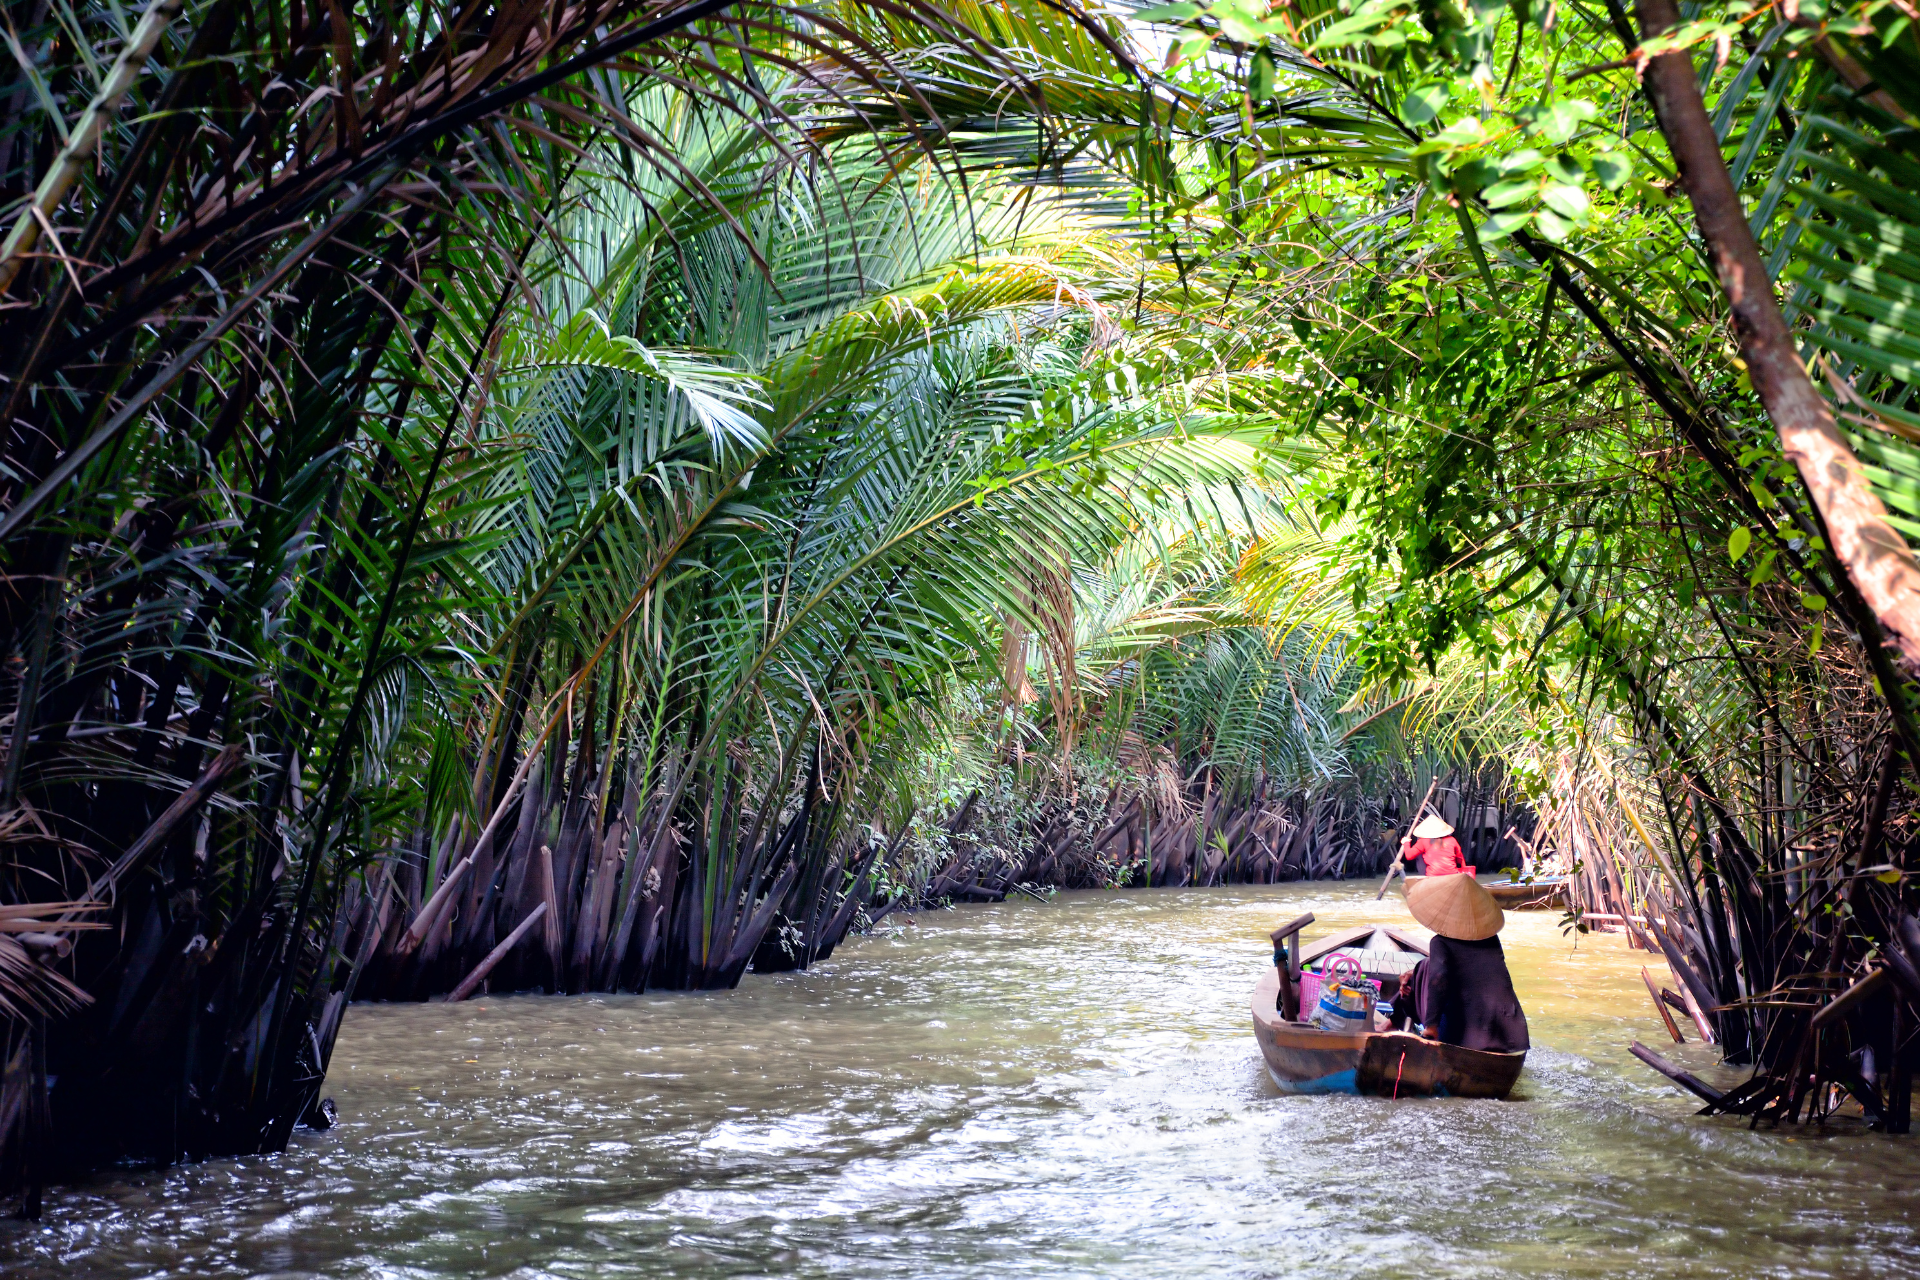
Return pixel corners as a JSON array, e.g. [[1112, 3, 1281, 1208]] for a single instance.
[[1431, 116, 1487, 147], [1213, 0, 1279, 42], [1134, 2, 1203, 20], [1486, 209, 1533, 236], [1590, 153, 1632, 189], [1482, 179, 1535, 208], [1309, 5, 1404, 48], [1533, 207, 1571, 241], [1249, 48, 1276, 103], [1497, 148, 1544, 175], [1540, 184, 1590, 221], [1728, 526, 1752, 562], [1535, 99, 1598, 145], [1403, 84, 1450, 126]]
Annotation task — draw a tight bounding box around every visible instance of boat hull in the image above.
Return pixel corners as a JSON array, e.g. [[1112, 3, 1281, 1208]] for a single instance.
[[1251, 970, 1526, 1098], [1403, 873, 1567, 911], [1486, 877, 1568, 910]]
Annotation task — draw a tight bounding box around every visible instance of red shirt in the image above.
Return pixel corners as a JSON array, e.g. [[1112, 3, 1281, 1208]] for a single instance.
[[1412, 835, 1466, 876]]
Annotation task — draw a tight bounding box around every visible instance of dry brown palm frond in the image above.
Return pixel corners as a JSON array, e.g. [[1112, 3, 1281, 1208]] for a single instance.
[[0, 901, 103, 922], [1032, 555, 1079, 767], [1000, 610, 1039, 706], [0, 901, 110, 932], [0, 931, 93, 1023], [1115, 730, 1187, 819]]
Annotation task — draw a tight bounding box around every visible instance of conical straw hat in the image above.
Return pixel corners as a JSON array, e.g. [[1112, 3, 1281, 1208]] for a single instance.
[[1405, 871, 1504, 940], [1410, 813, 1455, 839]]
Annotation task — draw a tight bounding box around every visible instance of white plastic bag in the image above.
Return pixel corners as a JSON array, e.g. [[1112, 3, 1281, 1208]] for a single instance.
[[1314, 981, 1373, 1032]]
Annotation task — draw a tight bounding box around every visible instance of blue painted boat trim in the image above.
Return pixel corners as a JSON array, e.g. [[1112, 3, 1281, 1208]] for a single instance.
[[1269, 1068, 1359, 1095]]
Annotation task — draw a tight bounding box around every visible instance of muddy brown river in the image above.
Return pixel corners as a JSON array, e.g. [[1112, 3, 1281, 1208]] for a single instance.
[[5, 882, 1918, 1277]]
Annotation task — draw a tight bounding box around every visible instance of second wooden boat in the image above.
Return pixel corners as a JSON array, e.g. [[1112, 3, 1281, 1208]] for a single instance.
[[1485, 876, 1568, 910], [1402, 873, 1568, 911], [1251, 968, 1527, 1098]]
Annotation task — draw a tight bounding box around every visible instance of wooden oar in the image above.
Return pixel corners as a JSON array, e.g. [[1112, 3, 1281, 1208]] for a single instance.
[[1375, 774, 1441, 900]]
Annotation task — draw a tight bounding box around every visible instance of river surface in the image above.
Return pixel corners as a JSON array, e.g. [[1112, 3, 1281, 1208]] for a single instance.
[[6, 882, 1920, 1277]]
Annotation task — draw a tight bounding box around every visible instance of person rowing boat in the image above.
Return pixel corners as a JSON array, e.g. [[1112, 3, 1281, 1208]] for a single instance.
[[1401, 812, 1467, 877], [1403, 872, 1529, 1054]]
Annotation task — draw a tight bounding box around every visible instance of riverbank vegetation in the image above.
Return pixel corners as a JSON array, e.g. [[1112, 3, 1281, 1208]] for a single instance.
[[3, 0, 1919, 1208], [1116, 0, 1920, 1125]]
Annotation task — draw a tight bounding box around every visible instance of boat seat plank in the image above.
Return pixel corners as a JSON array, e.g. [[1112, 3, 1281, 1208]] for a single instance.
[[1297, 925, 1382, 966]]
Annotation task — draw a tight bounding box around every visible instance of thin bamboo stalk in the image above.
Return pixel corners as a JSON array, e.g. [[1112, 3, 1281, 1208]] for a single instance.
[[0, 0, 186, 297], [447, 904, 550, 1003]]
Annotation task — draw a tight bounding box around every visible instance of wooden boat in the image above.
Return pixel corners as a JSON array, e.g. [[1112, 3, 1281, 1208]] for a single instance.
[[1402, 872, 1568, 911], [1485, 876, 1568, 910], [1251, 967, 1527, 1098]]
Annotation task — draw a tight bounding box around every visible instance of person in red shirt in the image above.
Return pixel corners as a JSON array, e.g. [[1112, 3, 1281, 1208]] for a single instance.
[[1401, 813, 1467, 876]]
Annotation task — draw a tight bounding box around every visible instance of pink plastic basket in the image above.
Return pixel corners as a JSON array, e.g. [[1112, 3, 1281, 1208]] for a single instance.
[[1296, 968, 1320, 1017], [1296, 954, 1366, 1023]]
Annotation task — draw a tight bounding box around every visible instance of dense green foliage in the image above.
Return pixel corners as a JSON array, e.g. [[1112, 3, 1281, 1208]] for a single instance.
[[0, 0, 1381, 1186], [1099, 0, 1920, 1094], [8, 0, 1920, 1194]]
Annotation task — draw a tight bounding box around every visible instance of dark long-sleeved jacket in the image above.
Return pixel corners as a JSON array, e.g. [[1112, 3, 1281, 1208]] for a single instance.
[[1418, 934, 1529, 1053]]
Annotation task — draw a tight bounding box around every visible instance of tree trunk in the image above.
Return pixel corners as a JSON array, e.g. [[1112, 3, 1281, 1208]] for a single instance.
[[1635, 0, 1920, 673]]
